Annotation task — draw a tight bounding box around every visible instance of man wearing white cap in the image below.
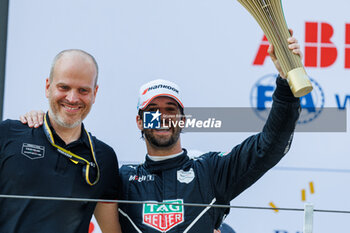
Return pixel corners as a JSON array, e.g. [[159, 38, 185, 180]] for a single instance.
[[117, 37, 301, 232]]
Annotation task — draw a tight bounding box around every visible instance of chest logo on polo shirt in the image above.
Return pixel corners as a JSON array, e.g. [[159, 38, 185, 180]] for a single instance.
[[21, 143, 45, 160], [177, 168, 195, 184], [143, 199, 184, 232]]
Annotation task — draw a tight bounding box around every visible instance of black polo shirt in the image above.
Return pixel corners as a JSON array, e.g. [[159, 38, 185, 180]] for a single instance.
[[0, 117, 120, 233]]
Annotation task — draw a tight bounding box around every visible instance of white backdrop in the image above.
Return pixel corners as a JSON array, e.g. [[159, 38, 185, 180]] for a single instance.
[[4, 0, 350, 232]]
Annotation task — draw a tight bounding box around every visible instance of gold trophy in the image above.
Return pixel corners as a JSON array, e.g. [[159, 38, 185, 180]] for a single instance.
[[237, 0, 313, 97]]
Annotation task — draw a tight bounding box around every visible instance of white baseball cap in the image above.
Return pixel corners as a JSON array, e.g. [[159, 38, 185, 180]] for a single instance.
[[137, 79, 184, 110]]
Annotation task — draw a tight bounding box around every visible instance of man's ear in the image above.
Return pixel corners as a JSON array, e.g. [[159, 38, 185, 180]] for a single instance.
[[136, 115, 143, 131], [92, 84, 99, 104], [45, 78, 50, 98]]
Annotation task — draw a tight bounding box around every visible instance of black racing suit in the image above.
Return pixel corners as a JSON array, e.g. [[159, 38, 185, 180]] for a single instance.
[[119, 77, 300, 233]]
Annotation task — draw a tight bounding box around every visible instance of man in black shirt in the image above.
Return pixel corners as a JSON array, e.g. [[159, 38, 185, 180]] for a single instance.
[[0, 49, 121, 233]]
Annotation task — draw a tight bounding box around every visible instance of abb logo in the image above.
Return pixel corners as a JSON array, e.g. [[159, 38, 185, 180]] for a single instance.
[[253, 22, 350, 68], [304, 22, 337, 67]]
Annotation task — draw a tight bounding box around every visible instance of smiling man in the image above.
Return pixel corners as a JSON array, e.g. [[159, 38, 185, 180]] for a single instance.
[[118, 37, 302, 232], [0, 49, 121, 233]]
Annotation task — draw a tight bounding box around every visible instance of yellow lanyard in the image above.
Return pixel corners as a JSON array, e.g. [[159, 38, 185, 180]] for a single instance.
[[43, 113, 100, 186]]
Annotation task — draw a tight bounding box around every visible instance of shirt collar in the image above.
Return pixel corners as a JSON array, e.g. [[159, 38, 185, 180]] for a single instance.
[[45, 112, 90, 148], [143, 149, 189, 173], [147, 149, 184, 161]]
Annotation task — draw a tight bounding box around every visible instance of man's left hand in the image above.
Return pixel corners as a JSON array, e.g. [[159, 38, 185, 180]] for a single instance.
[[268, 29, 303, 79]]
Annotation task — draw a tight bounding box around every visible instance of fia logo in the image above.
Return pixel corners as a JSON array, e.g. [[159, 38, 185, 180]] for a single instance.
[[143, 110, 161, 129], [250, 74, 325, 124]]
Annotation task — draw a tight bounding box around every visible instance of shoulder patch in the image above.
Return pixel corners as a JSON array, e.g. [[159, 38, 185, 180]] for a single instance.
[[217, 152, 229, 157]]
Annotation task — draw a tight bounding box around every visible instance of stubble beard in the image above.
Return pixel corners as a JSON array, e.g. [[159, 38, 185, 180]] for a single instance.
[[48, 101, 83, 129], [144, 126, 181, 148]]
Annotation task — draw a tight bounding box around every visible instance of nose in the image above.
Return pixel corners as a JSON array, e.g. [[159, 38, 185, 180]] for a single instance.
[[65, 90, 80, 103]]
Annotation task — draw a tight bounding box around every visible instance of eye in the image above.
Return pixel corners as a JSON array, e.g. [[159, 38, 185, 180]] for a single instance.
[[148, 107, 159, 112], [58, 85, 69, 91], [165, 107, 177, 113], [79, 88, 90, 94]]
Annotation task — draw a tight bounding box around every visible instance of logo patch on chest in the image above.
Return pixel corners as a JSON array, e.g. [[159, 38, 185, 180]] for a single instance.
[[177, 168, 195, 184], [21, 143, 45, 160], [143, 199, 184, 232], [129, 174, 154, 182]]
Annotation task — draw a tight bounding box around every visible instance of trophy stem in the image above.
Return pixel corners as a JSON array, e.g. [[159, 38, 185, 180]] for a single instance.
[[286, 67, 313, 97]]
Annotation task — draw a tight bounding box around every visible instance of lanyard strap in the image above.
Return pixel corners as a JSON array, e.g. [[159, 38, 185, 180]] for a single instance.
[[43, 113, 100, 185]]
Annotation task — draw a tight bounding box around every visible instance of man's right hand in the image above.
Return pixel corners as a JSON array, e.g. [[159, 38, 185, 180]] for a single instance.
[[20, 110, 45, 128]]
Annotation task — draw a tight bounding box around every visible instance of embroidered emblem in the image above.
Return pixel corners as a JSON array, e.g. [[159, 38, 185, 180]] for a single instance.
[[177, 168, 195, 184], [21, 143, 45, 160], [143, 199, 184, 232]]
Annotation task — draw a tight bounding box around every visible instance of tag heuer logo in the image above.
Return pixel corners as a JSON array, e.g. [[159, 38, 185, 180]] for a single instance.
[[143, 199, 184, 232]]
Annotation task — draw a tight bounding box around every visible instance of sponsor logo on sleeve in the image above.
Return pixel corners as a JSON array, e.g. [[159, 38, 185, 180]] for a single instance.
[[218, 152, 229, 157]]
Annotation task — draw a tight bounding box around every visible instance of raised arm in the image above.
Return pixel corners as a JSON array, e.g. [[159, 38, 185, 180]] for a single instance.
[[209, 32, 302, 203]]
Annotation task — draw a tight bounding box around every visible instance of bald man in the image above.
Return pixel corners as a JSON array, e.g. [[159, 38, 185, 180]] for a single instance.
[[0, 50, 121, 233]]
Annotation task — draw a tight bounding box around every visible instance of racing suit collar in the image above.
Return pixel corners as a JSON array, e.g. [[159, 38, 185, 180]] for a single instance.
[[143, 149, 189, 173]]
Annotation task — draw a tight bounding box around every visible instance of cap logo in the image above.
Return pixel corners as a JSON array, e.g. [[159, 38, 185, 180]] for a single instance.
[[147, 84, 179, 94], [142, 88, 149, 95], [138, 80, 183, 110]]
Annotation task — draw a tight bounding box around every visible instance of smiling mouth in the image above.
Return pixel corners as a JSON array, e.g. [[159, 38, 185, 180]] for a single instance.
[[155, 128, 170, 132], [64, 106, 79, 110], [152, 126, 172, 134], [61, 103, 82, 112]]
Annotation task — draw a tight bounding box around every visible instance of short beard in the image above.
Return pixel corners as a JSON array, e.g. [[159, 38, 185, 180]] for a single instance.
[[144, 127, 181, 148], [49, 106, 82, 129]]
